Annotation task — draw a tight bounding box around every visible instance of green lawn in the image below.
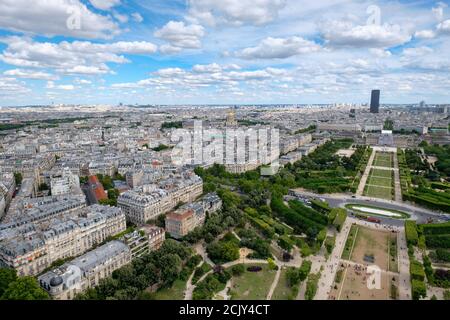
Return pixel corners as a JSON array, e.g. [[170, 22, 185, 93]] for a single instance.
[[229, 264, 276, 300], [364, 168, 394, 200], [364, 184, 393, 200], [373, 152, 393, 168], [388, 235, 399, 273], [371, 168, 393, 179], [342, 225, 359, 260], [345, 204, 410, 219], [271, 268, 294, 300], [369, 176, 391, 186], [152, 279, 186, 300]]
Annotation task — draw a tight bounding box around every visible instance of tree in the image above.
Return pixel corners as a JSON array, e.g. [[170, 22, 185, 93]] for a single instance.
[[206, 241, 239, 264], [286, 267, 301, 287], [0, 268, 17, 297], [0, 277, 49, 300], [14, 172, 22, 185]]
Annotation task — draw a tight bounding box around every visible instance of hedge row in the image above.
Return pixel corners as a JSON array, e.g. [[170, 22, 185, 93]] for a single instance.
[[411, 279, 427, 300], [288, 200, 328, 226], [404, 190, 450, 213], [425, 234, 450, 249], [310, 199, 331, 214], [247, 215, 276, 238], [271, 197, 325, 239], [325, 236, 336, 254], [410, 260, 426, 281], [436, 249, 450, 262], [405, 221, 419, 246], [421, 222, 450, 235], [333, 209, 347, 232]]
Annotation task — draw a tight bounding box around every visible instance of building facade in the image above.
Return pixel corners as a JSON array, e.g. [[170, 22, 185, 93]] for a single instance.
[[118, 172, 203, 225], [38, 240, 131, 300], [0, 205, 126, 276]]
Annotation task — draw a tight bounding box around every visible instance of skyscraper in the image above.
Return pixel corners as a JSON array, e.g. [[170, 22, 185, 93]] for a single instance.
[[370, 90, 380, 113]]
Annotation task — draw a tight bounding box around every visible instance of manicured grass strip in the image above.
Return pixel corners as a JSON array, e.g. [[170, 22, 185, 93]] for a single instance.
[[229, 264, 276, 300], [345, 204, 410, 219], [152, 279, 186, 300], [342, 225, 359, 260]]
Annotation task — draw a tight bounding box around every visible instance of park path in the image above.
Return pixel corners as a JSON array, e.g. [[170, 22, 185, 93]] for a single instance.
[[397, 227, 411, 300], [357, 148, 376, 195], [184, 260, 205, 300], [296, 256, 323, 300], [193, 243, 215, 267], [266, 266, 282, 300], [297, 279, 307, 300], [315, 218, 354, 300], [216, 280, 232, 300]]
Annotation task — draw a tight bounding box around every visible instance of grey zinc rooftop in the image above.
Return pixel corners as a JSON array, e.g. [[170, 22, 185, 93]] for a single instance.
[[38, 240, 129, 285]]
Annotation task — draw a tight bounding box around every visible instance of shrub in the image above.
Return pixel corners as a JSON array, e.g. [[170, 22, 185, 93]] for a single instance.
[[436, 249, 450, 262], [206, 241, 240, 264], [305, 272, 321, 300], [298, 260, 312, 282], [332, 209, 347, 232], [410, 260, 426, 281], [230, 264, 245, 276], [247, 266, 263, 272], [405, 221, 419, 245], [267, 258, 277, 270], [278, 234, 294, 251], [411, 279, 426, 300], [421, 222, 450, 235], [316, 229, 327, 246], [422, 255, 435, 284], [425, 235, 450, 249], [325, 236, 336, 254]]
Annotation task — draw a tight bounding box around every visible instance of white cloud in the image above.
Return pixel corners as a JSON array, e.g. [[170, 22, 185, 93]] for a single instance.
[[432, 2, 447, 21], [131, 13, 144, 23], [402, 47, 433, 58], [0, 37, 158, 75], [0, 77, 30, 95], [159, 44, 183, 55], [321, 20, 412, 48], [155, 21, 205, 52], [192, 63, 222, 73], [74, 79, 92, 85], [414, 29, 436, 39], [113, 11, 129, 24], [187, 0, 286, 26], [437, 19, 450, 35], [0, 0, 120, 39], [46, 81, 75, 90], [236, 36, 321, 59], [112, 64, 288, 90], [369, 48, 392, 58], [89, 0, 121, 11], [3, 69, 58, 80]]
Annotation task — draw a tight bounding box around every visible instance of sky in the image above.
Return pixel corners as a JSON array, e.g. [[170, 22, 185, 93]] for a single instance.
[[0, 0, 449, 106]]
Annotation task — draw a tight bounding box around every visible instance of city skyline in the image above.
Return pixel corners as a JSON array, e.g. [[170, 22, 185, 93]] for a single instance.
[[1, 0, 450, 106]]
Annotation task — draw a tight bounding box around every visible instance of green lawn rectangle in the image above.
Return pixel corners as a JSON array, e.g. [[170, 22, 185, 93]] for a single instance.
[[369, 176, 392, 187], [230, 264, 276, 300], [373, 152, 393, 168], [371, 169, 393, 178], [342, 225, 359, 260], [364, 185, 393, 200]]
